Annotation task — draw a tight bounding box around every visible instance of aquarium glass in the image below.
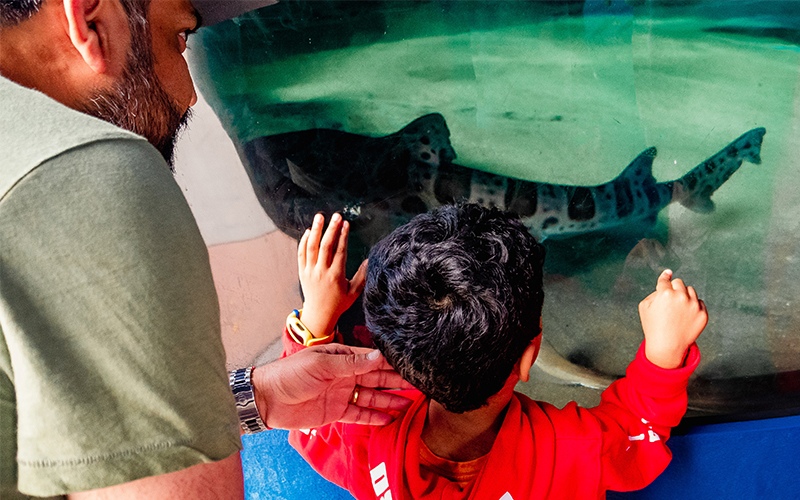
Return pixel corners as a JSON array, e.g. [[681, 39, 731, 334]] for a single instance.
[[189, 0, 800, 421]]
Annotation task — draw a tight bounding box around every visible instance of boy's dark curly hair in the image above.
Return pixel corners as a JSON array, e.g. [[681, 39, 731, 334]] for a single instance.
[[363, 203, 545, 413]]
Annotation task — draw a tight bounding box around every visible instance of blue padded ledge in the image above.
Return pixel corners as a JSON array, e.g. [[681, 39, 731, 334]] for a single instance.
[[609, 414, 800, 499], [243, 415, 800, 499], [242, 430, 353, 499]]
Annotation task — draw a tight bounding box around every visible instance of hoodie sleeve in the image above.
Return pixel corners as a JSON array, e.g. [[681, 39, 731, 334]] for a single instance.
[[288, 419, 375, 495], [591, 341, 700, 492], [280, 324, 343, 358]]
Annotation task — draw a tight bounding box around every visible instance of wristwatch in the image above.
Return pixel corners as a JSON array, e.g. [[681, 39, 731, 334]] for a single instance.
[[229, 366, 269, 434]]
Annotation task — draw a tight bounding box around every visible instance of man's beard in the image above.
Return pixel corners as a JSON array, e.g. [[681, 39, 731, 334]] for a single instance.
[[81, 19, 191, 170]]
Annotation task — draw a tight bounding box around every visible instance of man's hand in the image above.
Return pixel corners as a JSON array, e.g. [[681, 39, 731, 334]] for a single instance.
[[252, 344, 413, 429], [639, 269, 709, 369], [297, 213, 367, 337]]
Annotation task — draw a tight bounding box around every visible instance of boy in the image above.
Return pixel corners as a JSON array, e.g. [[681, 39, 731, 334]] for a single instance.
[[283, 204, 707, 499]]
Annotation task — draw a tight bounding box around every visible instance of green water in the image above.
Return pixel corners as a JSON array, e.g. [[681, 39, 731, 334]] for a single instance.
[[191, 0, 800, 416]]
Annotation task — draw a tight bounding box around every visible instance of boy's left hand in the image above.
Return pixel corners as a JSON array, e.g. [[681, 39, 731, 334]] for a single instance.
[[297, 213, 367, 338], [639, 270, 708, 369]]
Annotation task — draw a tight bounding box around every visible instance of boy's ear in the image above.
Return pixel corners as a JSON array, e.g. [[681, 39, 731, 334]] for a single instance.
[[518, 335, 542, 383], [63, 0, 129, 75]]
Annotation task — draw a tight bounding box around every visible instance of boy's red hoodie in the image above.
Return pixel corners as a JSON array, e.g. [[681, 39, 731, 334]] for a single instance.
[[283, 330, 700, 500]]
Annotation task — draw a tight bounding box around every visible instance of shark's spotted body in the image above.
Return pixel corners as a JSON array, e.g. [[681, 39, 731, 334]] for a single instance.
[[242, 113, 765, 246], [240, 114, 766, 396]]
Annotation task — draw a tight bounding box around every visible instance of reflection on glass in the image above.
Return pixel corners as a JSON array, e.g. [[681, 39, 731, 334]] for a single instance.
[[189, 0, 800, 420]]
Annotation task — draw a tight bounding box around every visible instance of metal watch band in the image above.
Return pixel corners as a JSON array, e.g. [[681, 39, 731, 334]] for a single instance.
[[229, 366, 269, 434]]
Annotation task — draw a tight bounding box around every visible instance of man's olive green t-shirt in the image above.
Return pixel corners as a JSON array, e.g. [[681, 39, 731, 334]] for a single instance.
[[0, 76, 241, 498]]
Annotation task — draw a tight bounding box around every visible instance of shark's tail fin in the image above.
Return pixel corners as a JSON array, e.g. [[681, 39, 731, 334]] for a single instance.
[[672, 127, 766, 213]]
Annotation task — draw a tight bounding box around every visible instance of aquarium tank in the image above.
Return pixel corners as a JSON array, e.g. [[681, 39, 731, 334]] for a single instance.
[[185, 0, 800, 421]]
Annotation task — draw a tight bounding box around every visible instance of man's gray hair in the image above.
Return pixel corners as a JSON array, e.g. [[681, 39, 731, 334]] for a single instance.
[[0, 0, 149, 27], [0, 0, 43, 26]]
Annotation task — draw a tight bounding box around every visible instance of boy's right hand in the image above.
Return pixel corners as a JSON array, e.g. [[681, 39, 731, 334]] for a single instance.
[[297, 213, 367, 338], [638, 270, 708, 369]]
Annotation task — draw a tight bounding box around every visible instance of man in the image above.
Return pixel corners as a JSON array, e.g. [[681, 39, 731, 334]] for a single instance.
[[0, 0, 410, 497]]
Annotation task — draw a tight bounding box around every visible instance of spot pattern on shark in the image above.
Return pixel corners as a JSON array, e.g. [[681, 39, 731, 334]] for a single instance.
[[237, 114, 766, 396], [240, 113, 766, 247]]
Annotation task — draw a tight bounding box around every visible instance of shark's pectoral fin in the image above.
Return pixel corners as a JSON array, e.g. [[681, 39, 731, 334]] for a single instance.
[[534, 337, 617, 390], [286, 158, 327, 195]]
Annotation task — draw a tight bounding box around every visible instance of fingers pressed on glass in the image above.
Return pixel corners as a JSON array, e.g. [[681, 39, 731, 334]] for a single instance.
[[297, 229, 310, 268], [333, 220, 349, 271], [319, 213, 341, 266], [307, 213, 324, 264], [671, 278, 685, 291], [655, 270, 672, 291]]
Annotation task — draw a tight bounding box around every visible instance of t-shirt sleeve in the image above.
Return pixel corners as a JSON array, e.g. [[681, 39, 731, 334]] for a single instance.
[[0, 139, 241, 496]]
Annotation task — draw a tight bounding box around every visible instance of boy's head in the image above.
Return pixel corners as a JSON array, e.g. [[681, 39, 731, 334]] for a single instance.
[[363, 204, 546, 413]]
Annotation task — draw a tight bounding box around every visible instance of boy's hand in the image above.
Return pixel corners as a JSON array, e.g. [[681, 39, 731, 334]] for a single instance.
[[297, 213, 367, 338], [639, 269, 708, 369]]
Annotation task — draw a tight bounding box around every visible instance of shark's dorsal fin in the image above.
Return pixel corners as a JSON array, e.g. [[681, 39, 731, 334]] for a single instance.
[[616, 146, 657, 184], [396, 113, 457, 167]]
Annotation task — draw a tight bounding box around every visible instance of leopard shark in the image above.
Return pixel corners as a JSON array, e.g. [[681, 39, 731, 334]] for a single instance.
[[239, 114, 766, 397], [241, 113, 765, 248]]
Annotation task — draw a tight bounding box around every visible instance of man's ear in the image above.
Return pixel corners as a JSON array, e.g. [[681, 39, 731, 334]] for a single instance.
[[63, 0, 129, 75], [518, 335, 542, 383]]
